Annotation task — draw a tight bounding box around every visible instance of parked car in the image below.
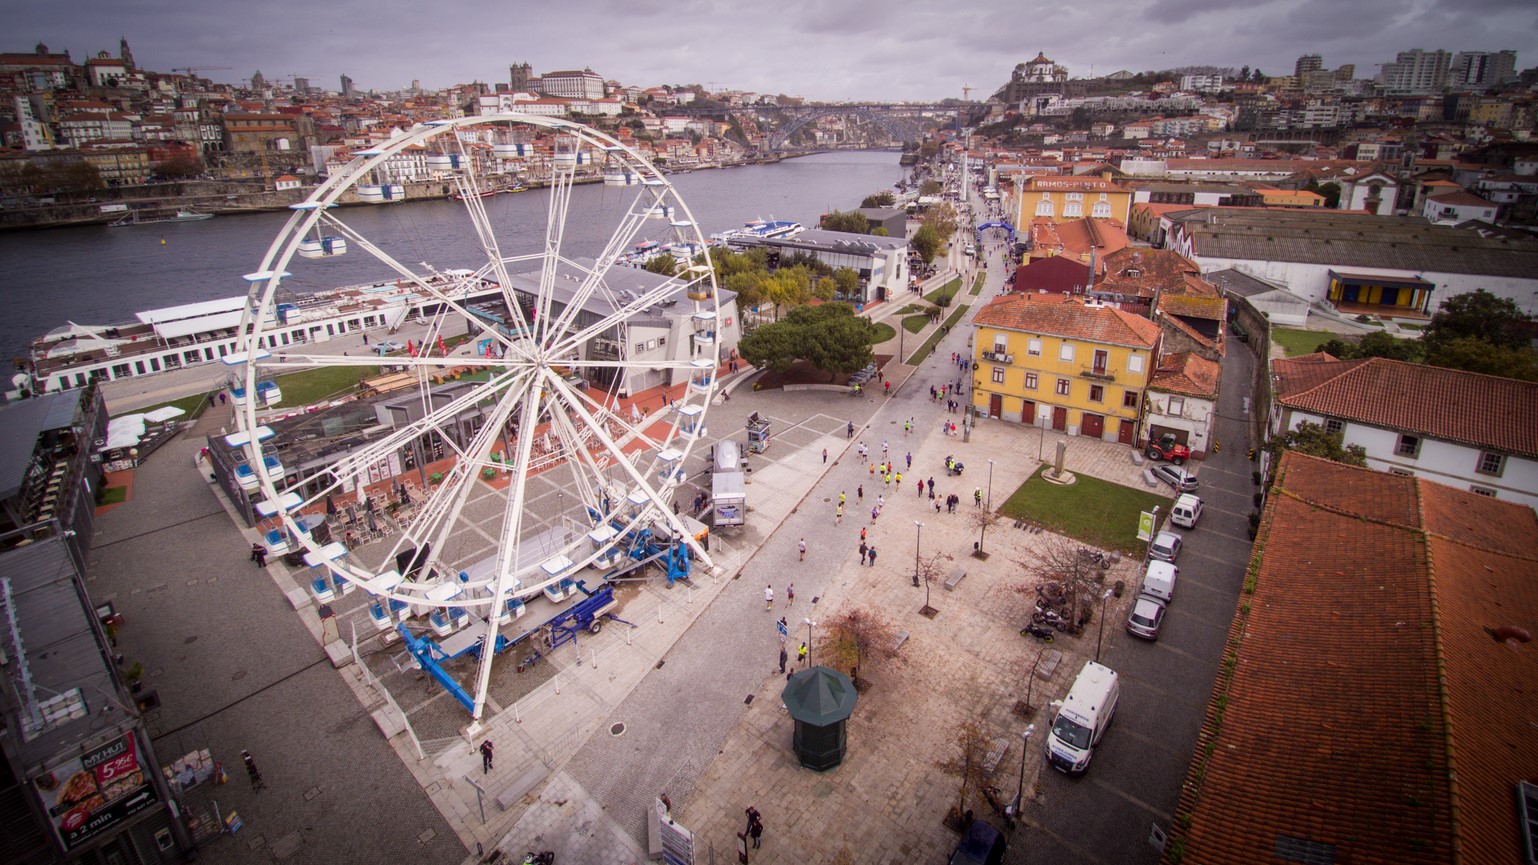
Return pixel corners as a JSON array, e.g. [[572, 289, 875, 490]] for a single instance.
[[1126, 593, 1168, 640], [375, 340, 406, 355], [1149, 530, 1183, 563], [1152, 464, 1198, 493], [949, 819, 1006, 865], [1170, 493, 1203, 529]]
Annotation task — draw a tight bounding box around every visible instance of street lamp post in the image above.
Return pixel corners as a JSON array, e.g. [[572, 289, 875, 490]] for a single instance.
[[912, 521, 923, 587], [803, 618, 816, 668], [1095, 588, 1115, 663], [1008, 723, 1037, 823], [978, 458, 995, 556]]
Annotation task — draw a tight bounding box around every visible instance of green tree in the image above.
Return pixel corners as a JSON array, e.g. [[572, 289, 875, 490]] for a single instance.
[[737, 303, 875, 380], [737, 322, 801, 372], [911, 223, 943, 263], [1315, 181, 1341, 208], [861, 190, 896, 208], [871, 226, 889, 236], [724, 270, 769, 316], [1268, 421, 1367, 467], [642, 255, 677, 277], [925, 201, 959, 240], [1424, 336, 1538, 381], [813, 276, 837, 301], [156, 153, 205, 179], [1424, 289, 1533, 351], [833, 267, 860, 299], [918, 178, 943, 197], [821, 209, 870, 234], [1317, 331, 1425, 363]]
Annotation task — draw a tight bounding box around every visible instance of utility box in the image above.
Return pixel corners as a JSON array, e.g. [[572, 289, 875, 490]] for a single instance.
[[746, 412, 771, 454]]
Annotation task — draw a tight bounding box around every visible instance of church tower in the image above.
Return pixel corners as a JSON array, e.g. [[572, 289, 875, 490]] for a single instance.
[[119, 36, 135, 70]]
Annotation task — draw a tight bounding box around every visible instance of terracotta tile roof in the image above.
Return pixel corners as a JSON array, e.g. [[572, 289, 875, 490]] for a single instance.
[[1015, 255, 1091, 294], [1096, 248, 1201, 299], [1168, 452, 1538, 865], [1273, 355, 1538, 459], [1148, 352, 1220, 398], [1426, 190, 1496, 208], [972, 295, 1161, 349], [1156, 293, 1225, 320]]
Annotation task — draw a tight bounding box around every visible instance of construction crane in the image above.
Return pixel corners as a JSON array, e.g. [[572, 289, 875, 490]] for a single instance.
[[172, 66, 231, 80]]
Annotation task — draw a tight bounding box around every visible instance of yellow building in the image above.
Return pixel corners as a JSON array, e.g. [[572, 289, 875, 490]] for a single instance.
[[972, 294, 1163, 444], [1252, 186, 1325, 207], [1016, 172, 1134, 226]]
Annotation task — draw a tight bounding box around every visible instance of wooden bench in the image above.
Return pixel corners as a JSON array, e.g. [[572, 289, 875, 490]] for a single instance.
[[944, 567, 967, 591], [890, 631, 910, 653], [494, 764, 547, 811], [982, 736, 1011, 777]]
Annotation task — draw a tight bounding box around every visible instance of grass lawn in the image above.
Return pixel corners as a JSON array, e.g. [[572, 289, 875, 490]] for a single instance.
[[998, 464, 1168, 553], [271, 363, 381, 406], [870, 322, 897, 344], [1270, 326, 1335, 357], [98, 486, 128, 505], [970, 273, 986, 296], [908, 303, 969, 365], [902, 314, 931, 334], [924, 277, 962, 306], [133, 391, 214, 420]]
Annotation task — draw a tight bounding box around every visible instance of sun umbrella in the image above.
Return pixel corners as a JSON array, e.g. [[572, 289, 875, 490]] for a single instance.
[[325, 494, 337, 516]]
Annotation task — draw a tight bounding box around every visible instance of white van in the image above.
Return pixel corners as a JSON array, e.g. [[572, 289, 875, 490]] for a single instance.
[[1170, 494, 1202, 529], [1044, 660, 1120, 774], [1142, 560, 1179, 603]]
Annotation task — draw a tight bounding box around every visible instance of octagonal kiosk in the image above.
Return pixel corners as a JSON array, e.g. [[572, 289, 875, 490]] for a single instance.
[[781, 666, 858, 772]]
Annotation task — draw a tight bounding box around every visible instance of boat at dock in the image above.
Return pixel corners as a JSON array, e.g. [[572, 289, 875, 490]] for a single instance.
[[27, 272, 502, 395], [110, 208, 215, 226]]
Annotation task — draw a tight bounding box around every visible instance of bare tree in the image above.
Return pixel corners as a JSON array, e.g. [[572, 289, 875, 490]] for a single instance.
[[1013, 535, 1108, 635], [938, 715, 993, 825], [823, 608, 899, 685], [970, 508, 1004, 559], [915, 549, 952, 617]]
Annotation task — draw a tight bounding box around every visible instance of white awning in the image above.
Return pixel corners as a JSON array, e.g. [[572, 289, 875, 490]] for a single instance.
[[152, 310, 245, 341], [135, 296, 247, 325]]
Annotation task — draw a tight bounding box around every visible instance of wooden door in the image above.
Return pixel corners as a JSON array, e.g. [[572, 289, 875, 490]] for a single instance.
[[1021, 400, 1035, 425], [989, 394, 1003, 418], [1082, 413, 1104, 438], [1052, 406, 1068, 431], [1118, 418, 1135, 445]]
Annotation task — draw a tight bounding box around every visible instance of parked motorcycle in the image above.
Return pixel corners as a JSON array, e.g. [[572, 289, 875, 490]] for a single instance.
[[522, 852, 554, 865], [945, 455, 965, 476], [1078, 547, 1113, 570], [1021, 622, 1055, 642]]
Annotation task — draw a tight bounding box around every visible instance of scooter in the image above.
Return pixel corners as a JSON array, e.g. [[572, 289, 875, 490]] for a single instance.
[[522, 852, 555, 865], [945, 456, 965, 476], [1021, 622, 1055, 642]]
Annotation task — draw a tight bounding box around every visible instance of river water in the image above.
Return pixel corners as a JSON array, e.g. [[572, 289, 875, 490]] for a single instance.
[[0, 150, 903, 360]]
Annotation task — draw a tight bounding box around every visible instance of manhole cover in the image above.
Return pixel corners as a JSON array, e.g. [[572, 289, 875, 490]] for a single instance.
[[610, 722, 625, 736], [184, 636, 198, 645]]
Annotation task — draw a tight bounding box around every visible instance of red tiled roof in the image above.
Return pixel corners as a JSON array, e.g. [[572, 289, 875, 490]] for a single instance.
[[1273, 355, 1538, 458], [1156, 293, 1225, 320], [1426, 190, 1495, 208], [973, 295, 1161, 348], [1168, 452, 1538, 865], [1014, 255, 1090, 294], [1148, 351, 1219, 398]]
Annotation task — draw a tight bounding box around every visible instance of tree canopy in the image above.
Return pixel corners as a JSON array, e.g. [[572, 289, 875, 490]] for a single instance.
[[1316, 331, 1425, 363], [1424, 289, 1533, 351], [821, 209, 871, 234], [910, 223, 943, 263], [737, 303, 876, 380], [641, 255, 677, 277], [1268, 421, 1367, 468], [861, 190, 896, 208], [924, 201, 960, 240]]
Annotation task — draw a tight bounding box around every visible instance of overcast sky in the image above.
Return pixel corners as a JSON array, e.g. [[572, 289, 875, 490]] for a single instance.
[[12, 0, 1537, 101]]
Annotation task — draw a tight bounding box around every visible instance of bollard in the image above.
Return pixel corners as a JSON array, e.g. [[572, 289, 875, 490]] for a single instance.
[[555, 673, 560, 695], [514, 702, 521, 724], [658, 604, 664, 624]]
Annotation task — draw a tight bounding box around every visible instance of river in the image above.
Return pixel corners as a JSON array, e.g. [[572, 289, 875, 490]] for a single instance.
[[0, 150, 904, 361]]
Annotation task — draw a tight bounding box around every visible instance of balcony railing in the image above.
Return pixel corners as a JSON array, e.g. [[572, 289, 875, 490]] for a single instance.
[[981, 351, 1013, 364], [1081, 365, 1116, 382]]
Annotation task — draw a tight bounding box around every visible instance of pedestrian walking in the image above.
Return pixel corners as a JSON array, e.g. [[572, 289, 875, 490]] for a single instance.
[[839, 491, 846, 506], [871, 505, 880, 523], [896, 472, 903, 488], [797, 643, 807, 664], [218, 391, 227, 405], [918, 479, 926, 499], [859, 541, 869, 564], [857, 485, 864, 502], [787, 584, 795, 605], [797, 538, 806, 561], [746, 807, 764, 849], [934, 498, 942, 513], [764, 584, 774, 610], [869, 463, 876, 478], [975, 488, 983, 507], [835, 504, 844, 525], [928, 477, 935, 495], [877, 495, 885, 510], [867, 546, 877, 567], [822, 448, 828, 464], [241, 750, 263, 788], [480, 739, 495, 773], [860, 526, 867, 543], [906, 452, 913, 469], [884, 472, 891, 488], [882, 441, 889, 457], [251, 543, 267, 568], [779, 646, 788, 674]]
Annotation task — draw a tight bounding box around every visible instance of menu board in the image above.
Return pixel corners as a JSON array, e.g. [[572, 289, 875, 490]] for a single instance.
[[33, 733, 159, 851]]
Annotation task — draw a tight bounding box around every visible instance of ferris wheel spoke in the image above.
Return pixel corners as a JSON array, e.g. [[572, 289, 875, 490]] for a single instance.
[[533, 156, 580, 342]]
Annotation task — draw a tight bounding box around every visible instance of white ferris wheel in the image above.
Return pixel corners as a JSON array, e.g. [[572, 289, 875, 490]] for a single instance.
[[227, 115, 721, 720]]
